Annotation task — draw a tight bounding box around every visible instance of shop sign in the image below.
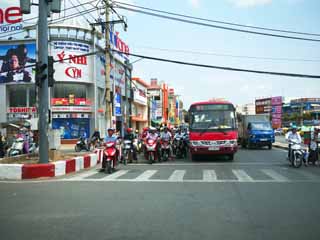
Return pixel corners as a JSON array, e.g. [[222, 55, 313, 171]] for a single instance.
[[133, 88, 147, 105], [51, 98, 92, 106], [271, 96, 282, 106], [96, 53, 106, 88], [51, 106, 92, 112], [109, 30, 129, 62], [51, 41, 92, 83], [110, 59, 126, 95], [291, 98, 320, 104], [0, 5, 23, 34], [114, 93, 122, 116], [169, 88, 174, 96], [7, 107, 37, 113]]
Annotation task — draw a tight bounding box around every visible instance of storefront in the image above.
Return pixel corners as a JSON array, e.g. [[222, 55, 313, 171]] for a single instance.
[[132, 77, 149, 132]]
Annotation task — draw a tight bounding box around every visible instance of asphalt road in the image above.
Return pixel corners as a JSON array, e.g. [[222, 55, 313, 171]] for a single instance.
[[1, 147, 320, 240]]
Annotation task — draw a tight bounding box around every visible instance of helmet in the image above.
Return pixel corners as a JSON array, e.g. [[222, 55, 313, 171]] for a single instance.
[[149, 127, 156, 132], [291, 124, 297, 130], [143, 127, 149, 132], [127, 128, 133, 133], [107, 127, 115, 132]]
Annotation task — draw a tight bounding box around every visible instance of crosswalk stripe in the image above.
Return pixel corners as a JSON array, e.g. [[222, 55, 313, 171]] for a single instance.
[[168, 170, 186, 181], [232, 170, 254, 182], [100, 170, 130, 180], [68, 169, 99, 180], [261, 169, 289, 182], [203, 170, 217, 182], [134, 170, 158, 181]]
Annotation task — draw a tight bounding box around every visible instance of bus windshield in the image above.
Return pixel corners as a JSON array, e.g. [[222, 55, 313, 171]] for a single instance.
[[190, 109, 236, 130]]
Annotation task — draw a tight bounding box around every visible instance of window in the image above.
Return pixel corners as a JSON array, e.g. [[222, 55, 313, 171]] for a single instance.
[[53, 84, 86, 98], [9, 85, 27, 107]]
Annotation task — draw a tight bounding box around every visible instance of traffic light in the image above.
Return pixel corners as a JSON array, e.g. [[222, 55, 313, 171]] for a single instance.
[[35, 62, 47, 87], [48, 56, 55, 87]]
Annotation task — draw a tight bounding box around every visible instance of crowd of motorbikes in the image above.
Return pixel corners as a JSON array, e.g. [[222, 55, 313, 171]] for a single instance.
[[75, 127, 189, 174]]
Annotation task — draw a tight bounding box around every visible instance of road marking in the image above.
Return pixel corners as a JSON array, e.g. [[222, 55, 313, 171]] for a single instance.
[[261, 169, 289, 182], [100, 170, 129, 180], [134, 170, 158, 181], [168, 170, 186, 181], [203, 170, 217, 182], [232, 170, 254, 182], [128, 162, 281, 166], [68, 169, 99, 180]]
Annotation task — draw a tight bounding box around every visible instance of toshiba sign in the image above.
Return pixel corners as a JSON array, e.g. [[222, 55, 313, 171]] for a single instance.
[[0, 6, 23, 34]]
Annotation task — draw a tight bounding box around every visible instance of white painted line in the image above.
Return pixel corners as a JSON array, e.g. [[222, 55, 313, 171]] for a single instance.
[[232, 170, 254, 182], [261, 169, 289, 182], [68, 169, 99, 180], [168, 170, 186, 181], [53, 161, 66, 177], [0, 164, 22, 180], [134, 170, 158, 181], [100, 170, 130, 180], [203, 170, 217, 182], [128, 162, 279, 166]]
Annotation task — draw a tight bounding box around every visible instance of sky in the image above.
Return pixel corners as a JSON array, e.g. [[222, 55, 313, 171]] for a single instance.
[[1, 0, 319, 108]]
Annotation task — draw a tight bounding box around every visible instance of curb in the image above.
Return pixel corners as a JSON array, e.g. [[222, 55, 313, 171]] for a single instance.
[[0, 149, 103, 180], [273, 144, 288, 150]]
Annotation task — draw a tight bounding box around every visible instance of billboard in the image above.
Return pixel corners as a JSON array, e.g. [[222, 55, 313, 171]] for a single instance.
[[255, 98, 271, 114], [95, 52, 105, 89], [50, 41, 93, 83], [0, 42, 36, 84], [110, 59, 126, 96], [0, 4, 23, 34]]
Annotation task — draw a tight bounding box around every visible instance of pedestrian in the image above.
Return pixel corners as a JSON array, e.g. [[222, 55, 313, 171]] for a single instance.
[[0, 131, 4, 158]]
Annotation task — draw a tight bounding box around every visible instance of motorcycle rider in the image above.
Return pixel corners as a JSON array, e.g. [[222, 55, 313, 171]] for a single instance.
[[123, 128, 137, 162], [174, 128, 187, 157], [102, 128, 118, 171], [160, 126, 172, 159], [90, 128, 101, 148], [146, 127, 160, 159], [285, 125, 303, 164]]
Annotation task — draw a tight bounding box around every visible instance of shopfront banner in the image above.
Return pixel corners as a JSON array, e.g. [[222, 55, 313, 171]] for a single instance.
[[51, 41, 93, 83], [115, 93, 122, 116], [0, 41, 36, 84]]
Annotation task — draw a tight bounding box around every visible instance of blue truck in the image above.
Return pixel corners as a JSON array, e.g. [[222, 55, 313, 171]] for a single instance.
[[238, 114, 275, 149]]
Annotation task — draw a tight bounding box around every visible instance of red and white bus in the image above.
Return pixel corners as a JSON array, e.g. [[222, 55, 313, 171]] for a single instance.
[[188, 100, 238, 160]]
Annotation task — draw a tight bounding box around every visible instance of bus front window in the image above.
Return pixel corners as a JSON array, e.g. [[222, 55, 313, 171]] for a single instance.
[[190, 110, 236, 130]]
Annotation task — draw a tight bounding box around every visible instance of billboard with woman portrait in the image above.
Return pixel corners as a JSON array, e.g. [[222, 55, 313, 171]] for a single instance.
[[0, 41, 36, 84]]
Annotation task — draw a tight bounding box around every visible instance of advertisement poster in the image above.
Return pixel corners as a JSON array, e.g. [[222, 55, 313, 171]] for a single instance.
[[52, 118, 90, 139], [0, 42, 36, 83], [114, 93, 122, 116], [110, 59, 125, 96], [50, 41, 92, 83]]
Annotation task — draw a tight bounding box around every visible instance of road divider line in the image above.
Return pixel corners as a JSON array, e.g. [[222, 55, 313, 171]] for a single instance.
[[261, 169, 289, 182], [100, 170, 130, 180], [203, 170, 217, 182], [232, 170, 254, 182], [168, 170, 186, 181], [134, 170, 158, 181]]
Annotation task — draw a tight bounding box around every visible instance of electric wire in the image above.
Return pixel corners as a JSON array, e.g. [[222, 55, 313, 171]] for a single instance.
[[113, 1, 320, 37], [114, 5, 320, 42]]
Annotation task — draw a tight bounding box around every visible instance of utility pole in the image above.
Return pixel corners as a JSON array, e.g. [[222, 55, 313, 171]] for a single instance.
[[38, 0, 49, 163], [104, 0, 112, 128]]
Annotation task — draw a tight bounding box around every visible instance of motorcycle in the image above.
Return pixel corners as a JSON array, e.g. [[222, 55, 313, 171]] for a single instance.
[[88, 137, 102, 151], [174, 137, 186, 159], [103, 141, 117, 174], [161, 140, 171, 162], [145, 138, 158, 164], [133, 138, 142, 154], [288, 139, 307, 168], [75, 137, 89, 152], [122, 140, 133, 165], [7, 137, 24, 156]]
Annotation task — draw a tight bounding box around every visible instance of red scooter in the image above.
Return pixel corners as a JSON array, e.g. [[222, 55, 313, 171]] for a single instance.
[[103, 141, 117, 174], [145, 138, 158, 164], [160, 140, 171, 162]]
